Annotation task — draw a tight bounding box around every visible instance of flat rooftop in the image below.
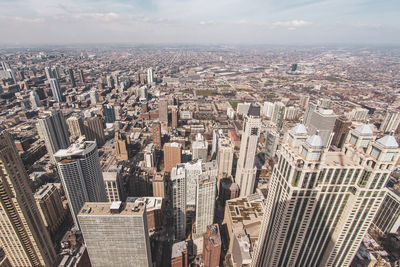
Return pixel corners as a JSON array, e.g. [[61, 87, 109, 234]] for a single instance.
[[78, 202, 145, 216], [171, 241, 187, 259]]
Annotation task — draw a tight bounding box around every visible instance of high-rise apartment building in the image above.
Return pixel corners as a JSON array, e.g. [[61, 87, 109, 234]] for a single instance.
[[55, 138, 107, 228], [147, 67, 154, 85], [152, 121, 162, 148], [304, 106, 337, 146], [349, 107, 369, 122], [203, 224, 222, 267], [79, 69, 85, 83], [103, 104, 116, 123], [103, 171, 124, 202], [172, 105, 178, 128], [49, 78, 63, 102], [251, 123, 399, 267], [264, 130, 279, 159], [159, 99, 168, 123], [78, 202, 152, 267], [164, 142, 182, 173], [171, 164, 187, 240], [37, 110, 70, 163], [84, 116, 105, 147], [30, 90, 42, 109], [192, 133, 208, 161], [235, 104, 261, 197], [195, 174, 216, 234], [272, 102, 285, 130], [217, 136, 234, 178], [185, 160, 203, 208], [380, 111, 400, 133], [34, 183, 67, 236], [0, 132, 57, 267], [66, 115, 85, 139], [263, 101, 274, 118]]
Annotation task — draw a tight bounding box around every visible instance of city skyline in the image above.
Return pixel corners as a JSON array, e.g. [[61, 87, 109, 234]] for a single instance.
[[0, 0, 399, 45]]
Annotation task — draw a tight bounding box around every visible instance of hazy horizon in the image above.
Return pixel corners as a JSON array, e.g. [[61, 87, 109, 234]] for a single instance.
[[1, 0, 399, 45]]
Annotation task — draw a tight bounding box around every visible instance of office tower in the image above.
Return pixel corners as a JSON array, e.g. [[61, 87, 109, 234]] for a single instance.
[[217, 136, 234, 178], [0, 132, 56, 267], [51, 66, 60, 79], [68, 68, 76, 87], [49, 78, 63, 102], [380, 111, 400, 133], [153, 174, 166, 198], [147, 67, 154, 85], [36, 110, 70, 163], [84, 116, 105, 147], [44, 66, 54, 80], [303, 102, 317, 125], [115, 131, 128, 161], [271, 102, 285, 130], [55, 138, 107, 228], [372, 188, 400, 234], [34, 183, 67, 236], [264, 130, 279, 159], [237, 103, 251, 116], [304, 106, 337, 146], [152, 121, 162, 148], [159, 99, 168, 123], [103, 104, 116, 123], [318, 98, 332, 109], [263, 101, 274, 118], [172, 105, 178, 128], [235, 104, 261, 197], [211, 129, 221, 160], [0, 248, 11, 267], [251, 124, 399, 267], [195, 174, 216, 234], [350, 107, 369, 122], [299, 95, 310, 109], [78, 202, 152, 267], [1, 61, 16, 83], [284, 106, 298, 121], [184, 160, 203, 208], [192, 133, 208, 161], [30, 90, 42, 109], [79, 69, 85, 83], [90, 90, 98, 104], [171, 241, 188, 267], [66, 115, 85, 139], [203, 224, 222, 267], [103, 172, 124, 202], [219, 178, 239, 204], [172, 165, 187, 240], [331, 115, 352, 148], [164, 142, 182, 173]]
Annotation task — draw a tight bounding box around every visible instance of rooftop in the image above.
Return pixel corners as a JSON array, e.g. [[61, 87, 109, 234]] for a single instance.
[[376, 134, 399, 149], [78, 202, 145, 216], [171, 241, 187, 259]]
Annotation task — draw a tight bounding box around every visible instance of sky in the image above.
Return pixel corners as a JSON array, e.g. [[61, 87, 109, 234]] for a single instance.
[[0, 0, 399, 45]]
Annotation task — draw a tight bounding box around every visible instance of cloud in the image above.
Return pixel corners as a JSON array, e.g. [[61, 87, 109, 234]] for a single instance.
[[200, 20, 216, 25], [0, 16, 45, 23], [272, 20, 312, 28]]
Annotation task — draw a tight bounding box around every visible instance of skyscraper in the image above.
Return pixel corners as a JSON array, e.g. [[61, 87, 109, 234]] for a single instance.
[[84, 116, 105, 147], [49, 78, 63, 102], [264, 130, 279, 159], [185, 160, 203, 208], [79, 69, 85, 83], [103, 104, 116, 123], [304, 106, 337, 146], [36, 110, 70, 163], [271, 102, 285, 130], [115, 131, 128, 161], [172, 164, 187, 240], [164, 142, 182, 173], [147, 67, 154, 85], [30, 90, 42, 109], [380, 111, 400, 133], [195, 174, 216, 235], [172, 105, 178, 128], [203, 224, 222, 267], [331, 115, 352, 149], [55, 138, 107, 228], [192, 133, 208, 161], [78, 202, 152, 267], [235, 104, 261, 197], [66, 115, 85, 139], [0, 132, 56, 267], [152, 121, 162, 148], [159, 99, 168, 123], [68, 68, 76, 87], [251, 124, 399, 267], [372, 188, 400, 234], [217, 136, 234, 178]]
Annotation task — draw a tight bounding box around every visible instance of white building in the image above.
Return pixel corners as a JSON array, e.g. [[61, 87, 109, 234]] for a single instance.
[[185, 160, 203, 208], [55, 138, 107, 228], [30, 90, 42, 109], [217, 136, 234, 178], [349, 107, 369, 122], [252, 124, 400, 267], [237, 103, 251, 116], [103, 171, 123, 202], [304, 106, 337, 146], [235, 104, 261, 197], [373, 187, 400, 234], [195, 174, 216, 235], [171, 164, 187, 240], [147, 67, 154, 85], [263, 101, 274, 118], [144, 143, 155, 168], [192, 133, 208, 161], [49, 78, 63, 102], [271, 102, 285, 130], [380, 111, 400, 133]]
